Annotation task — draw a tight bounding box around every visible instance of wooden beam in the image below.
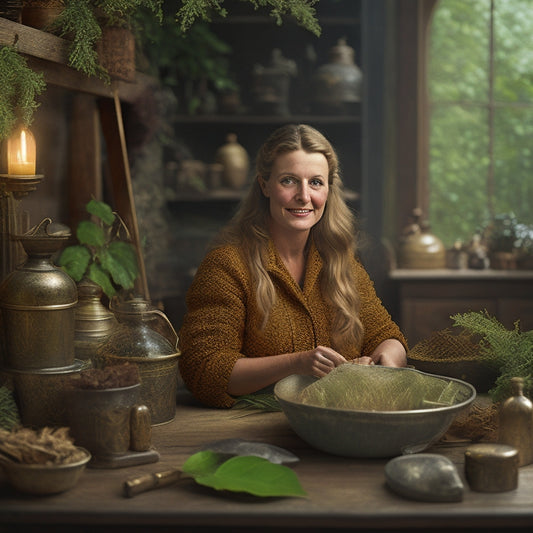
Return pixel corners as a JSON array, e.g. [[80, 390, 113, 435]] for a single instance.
[[67, 93, 102, 231], [98, 92, 149, 299]]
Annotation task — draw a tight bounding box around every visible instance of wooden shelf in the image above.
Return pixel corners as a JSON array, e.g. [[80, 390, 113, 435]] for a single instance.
[[168, 187, 359, 203], [174, 114, 360, 124], [0, 17, 150, 102]]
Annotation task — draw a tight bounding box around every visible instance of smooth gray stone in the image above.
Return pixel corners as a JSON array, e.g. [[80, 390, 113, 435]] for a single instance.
[[385, 453, 464, 502]]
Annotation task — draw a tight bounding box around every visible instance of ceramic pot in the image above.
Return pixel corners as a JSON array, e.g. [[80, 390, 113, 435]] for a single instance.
[[252, 49, 297, 116], [215, 133, 250, 190]]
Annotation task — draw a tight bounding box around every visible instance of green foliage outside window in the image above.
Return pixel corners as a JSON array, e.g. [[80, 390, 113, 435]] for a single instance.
[[428, 0, 533, 248]]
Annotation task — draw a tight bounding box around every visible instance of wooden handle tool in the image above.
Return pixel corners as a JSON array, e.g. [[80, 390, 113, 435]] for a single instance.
[[124, 468, 182, 498]]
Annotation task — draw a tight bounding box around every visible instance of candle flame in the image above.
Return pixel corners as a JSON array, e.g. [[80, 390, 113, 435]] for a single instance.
[[17, 129, 28, 163]]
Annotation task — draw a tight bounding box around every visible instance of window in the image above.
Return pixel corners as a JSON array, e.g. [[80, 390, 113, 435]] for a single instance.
[[427, 0, 533, 248]]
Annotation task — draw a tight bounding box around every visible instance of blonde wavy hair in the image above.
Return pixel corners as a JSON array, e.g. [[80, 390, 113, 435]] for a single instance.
[[212, 124, 363, 352]]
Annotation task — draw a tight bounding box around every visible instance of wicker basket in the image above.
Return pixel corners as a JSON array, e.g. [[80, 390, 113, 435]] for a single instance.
[[1, 0, 22, 22], [21, 0, 64, 31], [96, 26, 136, 82]]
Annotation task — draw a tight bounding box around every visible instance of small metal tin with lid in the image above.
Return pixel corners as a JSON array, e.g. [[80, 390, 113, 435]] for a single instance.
[[464, 443, 519, 492]]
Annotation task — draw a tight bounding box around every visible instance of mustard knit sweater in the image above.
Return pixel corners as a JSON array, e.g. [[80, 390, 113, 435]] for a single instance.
[[178, 241, 406, 408]]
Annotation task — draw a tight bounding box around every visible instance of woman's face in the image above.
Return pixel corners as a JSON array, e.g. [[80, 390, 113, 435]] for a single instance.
[[260, 149, 329, 238]]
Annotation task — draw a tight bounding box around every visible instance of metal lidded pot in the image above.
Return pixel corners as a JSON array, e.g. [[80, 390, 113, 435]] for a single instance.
[[0, 218, 78, 370], [96, 297, 180, 425]]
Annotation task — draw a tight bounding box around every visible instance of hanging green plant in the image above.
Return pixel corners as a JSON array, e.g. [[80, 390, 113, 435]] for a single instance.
[[0, 45, 46, 141], [57, 199, 139, 298], [175, 0, 321, 36], [52, 0, 163, 80], [182, 450, 307, 498]]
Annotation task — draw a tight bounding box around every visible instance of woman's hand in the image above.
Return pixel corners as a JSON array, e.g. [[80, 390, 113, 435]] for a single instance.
[[297, 345, 347, 378], [370, 339, 407, 367]]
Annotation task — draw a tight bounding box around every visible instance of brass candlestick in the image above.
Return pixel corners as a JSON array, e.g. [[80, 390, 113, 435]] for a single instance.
[[0, 173, 44, 283]]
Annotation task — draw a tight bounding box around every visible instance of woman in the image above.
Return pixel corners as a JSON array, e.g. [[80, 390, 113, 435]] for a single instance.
[[178, 124, 407, 408]]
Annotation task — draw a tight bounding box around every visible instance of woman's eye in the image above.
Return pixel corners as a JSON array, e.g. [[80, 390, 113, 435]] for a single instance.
[[281, 176, 296, 185], [310, 178, 324, 187]]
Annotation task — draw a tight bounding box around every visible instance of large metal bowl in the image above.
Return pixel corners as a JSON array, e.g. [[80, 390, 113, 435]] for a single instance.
[[274, 367, 476, 458]]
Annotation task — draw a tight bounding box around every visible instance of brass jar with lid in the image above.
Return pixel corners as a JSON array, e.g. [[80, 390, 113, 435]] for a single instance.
[[96, 297, 180, 425], [0, 218, 78, 370]]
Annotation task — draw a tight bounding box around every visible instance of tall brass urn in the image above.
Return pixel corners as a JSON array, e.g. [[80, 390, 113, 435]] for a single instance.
[[0, 218, 78, 370]]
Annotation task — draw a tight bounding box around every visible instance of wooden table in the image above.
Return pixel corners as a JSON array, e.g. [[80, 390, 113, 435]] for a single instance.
[[1, 390, 533, 532]]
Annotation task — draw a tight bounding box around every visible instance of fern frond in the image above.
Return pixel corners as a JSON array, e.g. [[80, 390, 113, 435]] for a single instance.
[[452, 310, 533, 402], [176, 0, 320, 35], [0, 386, 21, 431], [0, 46, 46, 140]]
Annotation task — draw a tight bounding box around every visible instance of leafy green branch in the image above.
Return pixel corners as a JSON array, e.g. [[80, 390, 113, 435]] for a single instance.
[[57, 199, 139, 298]]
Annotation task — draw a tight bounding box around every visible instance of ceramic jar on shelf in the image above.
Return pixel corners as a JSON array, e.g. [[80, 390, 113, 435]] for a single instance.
[[312, 38, 363, 114]]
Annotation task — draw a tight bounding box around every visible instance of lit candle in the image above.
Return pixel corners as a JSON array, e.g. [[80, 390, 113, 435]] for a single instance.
[[7, 127, 36, 175]]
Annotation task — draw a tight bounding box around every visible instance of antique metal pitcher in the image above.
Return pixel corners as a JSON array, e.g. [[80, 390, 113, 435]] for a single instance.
[[0, 218, 77, 370], [96, 297, 180, 425]]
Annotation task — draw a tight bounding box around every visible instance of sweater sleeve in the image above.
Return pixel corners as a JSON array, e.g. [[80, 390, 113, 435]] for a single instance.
[[178, 247, 250, 408], [353, 260, 408, 357]]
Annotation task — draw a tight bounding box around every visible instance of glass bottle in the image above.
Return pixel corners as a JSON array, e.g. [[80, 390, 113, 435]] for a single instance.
[[498, 377, 533, 466]]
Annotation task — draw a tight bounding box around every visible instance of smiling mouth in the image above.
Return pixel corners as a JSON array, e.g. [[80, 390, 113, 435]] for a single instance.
[[287, 209, 313, 214]]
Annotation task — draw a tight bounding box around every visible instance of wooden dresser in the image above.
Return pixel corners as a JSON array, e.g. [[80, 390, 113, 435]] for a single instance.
[[390, 269, 533, 346]]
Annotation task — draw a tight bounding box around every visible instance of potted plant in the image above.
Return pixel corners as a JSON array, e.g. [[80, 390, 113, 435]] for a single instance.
[[0, 44, 46, 142], [57, 198, 139, 299], [515, 222, 533, 270], [482, 213, 520, 269]]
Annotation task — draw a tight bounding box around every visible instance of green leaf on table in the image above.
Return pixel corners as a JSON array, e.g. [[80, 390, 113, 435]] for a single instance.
[[182, 451, 307, 498]]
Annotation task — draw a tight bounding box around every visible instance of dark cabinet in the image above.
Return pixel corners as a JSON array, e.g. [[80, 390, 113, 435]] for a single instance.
[[164, 1, 363, 326]]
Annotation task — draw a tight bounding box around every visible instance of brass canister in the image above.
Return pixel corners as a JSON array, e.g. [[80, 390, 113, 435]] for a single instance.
[[465, 443, 519, 492], [0, 219, 77, 370], [10, 360, 87, 427], [96, 298, 180, 425], [74, 278, 117, 362]]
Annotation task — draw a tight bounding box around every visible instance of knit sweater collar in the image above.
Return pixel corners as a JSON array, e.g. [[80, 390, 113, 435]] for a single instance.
[[265, 238, 323, 296]]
